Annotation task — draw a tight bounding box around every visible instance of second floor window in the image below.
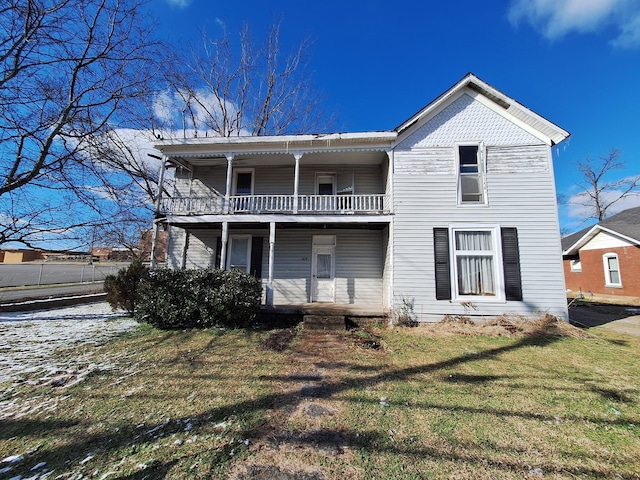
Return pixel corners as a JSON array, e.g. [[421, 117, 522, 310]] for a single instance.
[[458, 144, 486, 204]]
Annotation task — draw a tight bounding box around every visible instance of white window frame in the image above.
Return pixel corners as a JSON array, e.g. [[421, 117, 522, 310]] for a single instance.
[[449, 224, 505, 302], [603, 252, 622, 287], [232, 168, 255, 196], [315, 173, 336, 195], [570, 258, 582, 272], [456, 142, 487, 205], [227, 235, 252, 273]]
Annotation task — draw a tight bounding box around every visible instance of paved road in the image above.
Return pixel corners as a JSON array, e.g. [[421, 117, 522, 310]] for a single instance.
[[0, 263, 127, 288]]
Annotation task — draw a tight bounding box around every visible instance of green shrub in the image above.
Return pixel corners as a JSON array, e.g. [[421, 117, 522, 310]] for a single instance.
[[103, 259, 149, 316], [134, 268, 262, 329]]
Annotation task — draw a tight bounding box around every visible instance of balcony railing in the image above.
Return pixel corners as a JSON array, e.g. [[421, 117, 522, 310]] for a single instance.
[[162, 194, 389, 215]]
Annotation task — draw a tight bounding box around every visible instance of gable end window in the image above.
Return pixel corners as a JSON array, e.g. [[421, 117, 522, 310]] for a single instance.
[[433, 226, 522, 302], [457, 143, 486, 204], [603, 253, 622, 287]]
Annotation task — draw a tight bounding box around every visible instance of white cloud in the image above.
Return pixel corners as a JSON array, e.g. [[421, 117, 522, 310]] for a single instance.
[[165, 0, 192, 8], [152, 88, 251, 137], [508, 0, 640, 48]]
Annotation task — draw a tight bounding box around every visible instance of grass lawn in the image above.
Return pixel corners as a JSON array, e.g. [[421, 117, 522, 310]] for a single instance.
[[1, 320, 639, 479]]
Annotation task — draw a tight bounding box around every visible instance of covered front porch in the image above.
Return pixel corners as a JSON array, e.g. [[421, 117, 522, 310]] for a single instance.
[[165, 217, 392, 309]]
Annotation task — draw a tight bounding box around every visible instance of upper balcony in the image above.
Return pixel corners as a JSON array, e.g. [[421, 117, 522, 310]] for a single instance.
[[162, 193, 390, 216], [160, 148, 392, 218]]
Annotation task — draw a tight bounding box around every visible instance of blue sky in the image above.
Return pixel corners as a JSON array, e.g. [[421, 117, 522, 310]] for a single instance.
[[152, 0, 640, 234]]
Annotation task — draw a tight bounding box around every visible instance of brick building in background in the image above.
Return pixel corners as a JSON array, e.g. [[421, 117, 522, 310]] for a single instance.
[[562, 207, 640, 298]]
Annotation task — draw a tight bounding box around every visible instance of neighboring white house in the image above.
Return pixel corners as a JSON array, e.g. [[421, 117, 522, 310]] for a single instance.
[[153, 73, 570, 321]]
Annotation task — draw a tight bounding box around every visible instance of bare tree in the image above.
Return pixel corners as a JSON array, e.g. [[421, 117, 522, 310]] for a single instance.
[[569, 149, 640, 221], [159, 21, 332, 138], [0, 0, 162, 249]]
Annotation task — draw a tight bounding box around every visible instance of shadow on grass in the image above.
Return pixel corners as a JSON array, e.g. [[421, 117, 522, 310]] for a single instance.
[[4, 331, 638, 479]]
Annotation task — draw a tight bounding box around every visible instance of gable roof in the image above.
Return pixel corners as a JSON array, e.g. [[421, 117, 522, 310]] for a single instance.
[[562, 206, 640, 254], [395, 73, 570, 147]]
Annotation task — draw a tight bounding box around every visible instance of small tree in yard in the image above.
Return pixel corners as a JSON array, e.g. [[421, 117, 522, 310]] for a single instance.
[[104, 260, 149, 316]]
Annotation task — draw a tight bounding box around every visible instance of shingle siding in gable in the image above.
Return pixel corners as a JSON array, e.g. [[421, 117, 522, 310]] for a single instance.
[[396, 93, 542, 151]]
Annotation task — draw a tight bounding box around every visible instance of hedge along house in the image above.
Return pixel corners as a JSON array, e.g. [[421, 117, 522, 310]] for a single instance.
[[153, 73, 570, 321]]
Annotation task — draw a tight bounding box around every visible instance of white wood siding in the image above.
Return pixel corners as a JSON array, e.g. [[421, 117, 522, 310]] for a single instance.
[[580, 231, 635, 250], [392, 161, 566, 320], [183, 230, 217, 269], [487, 145, 549, 173], [182, 164, 384, 197], [271, 229, 383, 305]]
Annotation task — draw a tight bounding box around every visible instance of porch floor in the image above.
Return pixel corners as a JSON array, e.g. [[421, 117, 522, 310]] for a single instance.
[[261, 302, 387, 317]]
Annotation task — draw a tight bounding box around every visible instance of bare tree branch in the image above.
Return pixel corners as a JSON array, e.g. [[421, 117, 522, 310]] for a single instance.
[[161, 20, 332, 138], [0, 0, 163, 249], [568, 149, 640, 221]]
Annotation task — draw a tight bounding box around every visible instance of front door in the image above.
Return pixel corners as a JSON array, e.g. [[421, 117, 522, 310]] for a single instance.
[[312, 247, 335, 302]]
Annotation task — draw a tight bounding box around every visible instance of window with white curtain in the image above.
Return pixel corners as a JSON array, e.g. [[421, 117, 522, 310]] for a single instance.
[[452, 228, 498, 298], [316, 253, 332, 279], [603, 253, 622, 287]]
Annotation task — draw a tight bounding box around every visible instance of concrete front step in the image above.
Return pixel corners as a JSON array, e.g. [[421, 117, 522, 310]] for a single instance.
[[303, 314, 346, 331]]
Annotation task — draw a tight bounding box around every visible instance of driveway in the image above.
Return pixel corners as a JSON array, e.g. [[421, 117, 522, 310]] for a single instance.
[[569, 302, 640, 336]]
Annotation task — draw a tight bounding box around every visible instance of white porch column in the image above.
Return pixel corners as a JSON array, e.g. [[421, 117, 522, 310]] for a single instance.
[[266, 221, 276, 306], [293, 153, 302, 214], [220, 221, 229, 269], [224, 153, 234, 214]]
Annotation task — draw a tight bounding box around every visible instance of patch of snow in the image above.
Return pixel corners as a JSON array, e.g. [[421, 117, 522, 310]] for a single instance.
[[1, 455, 24, 464], [0, 302, 137, 386]]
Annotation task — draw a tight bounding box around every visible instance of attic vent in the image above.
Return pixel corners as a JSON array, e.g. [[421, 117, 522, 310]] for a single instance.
[[468, 82, 510, 110]]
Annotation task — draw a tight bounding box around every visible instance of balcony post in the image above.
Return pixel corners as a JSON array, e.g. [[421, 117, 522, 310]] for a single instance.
[[293, 152, 302, 214], [266, 221, 276, 306], [224, 153, 234, 213], [386, 149, 394, 213]]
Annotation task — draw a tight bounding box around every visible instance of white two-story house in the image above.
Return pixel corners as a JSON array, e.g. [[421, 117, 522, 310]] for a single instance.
[[153, 73, 570, 321]]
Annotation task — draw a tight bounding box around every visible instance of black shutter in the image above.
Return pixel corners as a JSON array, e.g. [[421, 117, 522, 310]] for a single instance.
[[433, 228, 451, 300], [215, 237, 222, 269], [501, 227, 523, 301], [250, 236, 264, 278]]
